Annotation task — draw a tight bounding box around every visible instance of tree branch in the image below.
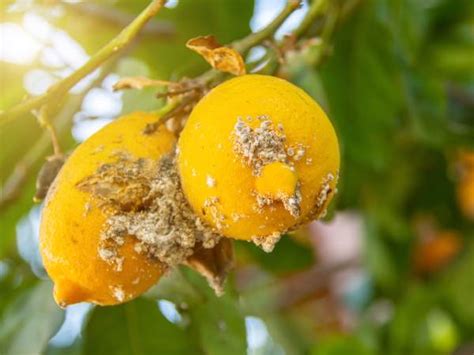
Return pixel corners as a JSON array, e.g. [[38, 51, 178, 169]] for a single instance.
[[0, 0, 167, 126], [232, 0, 302, 53], [61, 2, 175, 38]]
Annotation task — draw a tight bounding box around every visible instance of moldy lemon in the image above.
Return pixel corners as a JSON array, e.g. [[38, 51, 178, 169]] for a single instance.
[[177, 75, 340, 246], [40, 112, 176, 306]]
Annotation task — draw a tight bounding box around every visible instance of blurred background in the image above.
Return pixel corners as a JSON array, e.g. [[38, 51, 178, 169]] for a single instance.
[[0, 0, 473, 354]]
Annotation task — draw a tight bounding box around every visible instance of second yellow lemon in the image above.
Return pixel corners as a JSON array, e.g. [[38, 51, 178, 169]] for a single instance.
[[177, 75, 340, 241]]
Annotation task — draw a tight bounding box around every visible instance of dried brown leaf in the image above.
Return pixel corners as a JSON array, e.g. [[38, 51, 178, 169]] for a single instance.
[[186, 35, 246, 76], [185, 238, 234, 296]]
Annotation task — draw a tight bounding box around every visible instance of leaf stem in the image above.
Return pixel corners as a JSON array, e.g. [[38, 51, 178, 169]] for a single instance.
[[37, 106, 62, 155], [0, 0, 166, 127]]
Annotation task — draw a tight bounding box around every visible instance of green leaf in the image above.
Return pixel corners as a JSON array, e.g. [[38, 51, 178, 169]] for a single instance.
[[190, 292, 247, 355], [320, 0, 403, 171], [0, 62, 29, 111], [364, 216, 399, 292], [0, 261, 37, 319], [312, 334, 375, 355], [263, 313, 310, 355], [83, 297, 199, 355], [144, 269, 205, 306], [236, 236, 314, 274], [46, 341, 82, 355], [385, 0, 428, 65], [387, 285, 460, 354], [0, 177, 37, 258], [177, 269, 247, 355], [441, 241, 474, 331], [148, 268, 247, 355], [0, 114, 41, 184], [388, 285, 433, 354], [402, 70, 448, 146], [0, 281, 64, 355]]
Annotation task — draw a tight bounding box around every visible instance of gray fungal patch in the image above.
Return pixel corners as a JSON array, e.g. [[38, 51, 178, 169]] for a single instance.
[[77, 151, 221, 270], [251, 232, 281, 253], [233, 116, 287, 176], [232, 116, 303, 218]]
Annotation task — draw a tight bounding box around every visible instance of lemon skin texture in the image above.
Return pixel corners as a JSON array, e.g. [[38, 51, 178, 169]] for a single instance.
[[40, 112, 176, 306], [177, 75, 340, 240]]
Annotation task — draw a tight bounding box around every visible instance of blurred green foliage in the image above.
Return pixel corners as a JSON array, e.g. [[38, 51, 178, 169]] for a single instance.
[[1, 0, 473, 354]]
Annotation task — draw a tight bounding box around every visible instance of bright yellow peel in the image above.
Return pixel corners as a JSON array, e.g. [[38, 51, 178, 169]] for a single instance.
[[177, 74, 340, 240], [255, 162, 298, 199]]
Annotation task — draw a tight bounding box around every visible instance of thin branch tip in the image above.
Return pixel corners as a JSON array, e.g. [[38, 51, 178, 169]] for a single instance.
[[150, 0, 167, 15], [289, 0, 302, 9]]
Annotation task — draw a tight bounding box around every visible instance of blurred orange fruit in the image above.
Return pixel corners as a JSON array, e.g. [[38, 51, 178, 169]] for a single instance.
[[414, 221, 462, 274]]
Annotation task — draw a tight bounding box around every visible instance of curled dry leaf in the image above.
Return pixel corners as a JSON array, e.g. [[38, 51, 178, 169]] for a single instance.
[[113, 76, 173, 91], [186, 35, 246, 76], [34, 154, 67, 202], [185, 238, 234, 296]]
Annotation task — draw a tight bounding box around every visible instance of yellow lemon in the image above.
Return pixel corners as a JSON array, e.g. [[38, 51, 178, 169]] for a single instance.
[[177, 75, 340, 241], [40, 112, 176, 306]]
